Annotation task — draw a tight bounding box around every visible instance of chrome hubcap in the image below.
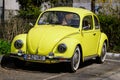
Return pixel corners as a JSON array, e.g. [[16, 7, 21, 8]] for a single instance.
[[101, 43, 107, 62], [73, 47, 80, 70]]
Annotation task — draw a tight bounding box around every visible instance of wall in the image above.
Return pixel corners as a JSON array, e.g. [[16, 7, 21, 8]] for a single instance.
[[73, 0, 91, 10], [73, 0, 120, 14], [5, 0, 19, 10], [5, 0, 19, 20]]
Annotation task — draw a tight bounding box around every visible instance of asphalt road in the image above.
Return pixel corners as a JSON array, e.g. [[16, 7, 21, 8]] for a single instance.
[[0, 53, 120, 80]]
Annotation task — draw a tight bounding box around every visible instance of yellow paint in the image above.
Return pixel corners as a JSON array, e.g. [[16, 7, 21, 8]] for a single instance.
[[11, 7, 108, 63], [11, 34, 27, 53]]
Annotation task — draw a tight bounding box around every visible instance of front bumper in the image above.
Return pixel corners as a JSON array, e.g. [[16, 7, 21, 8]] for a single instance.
[[9, 53, 71, 63]]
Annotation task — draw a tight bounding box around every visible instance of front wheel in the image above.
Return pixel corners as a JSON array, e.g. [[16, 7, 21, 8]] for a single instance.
[[96, 42, 107, 63], [1, 55, 15, 68], [14, 58, 26, 68], [69, 46, 81, 72]]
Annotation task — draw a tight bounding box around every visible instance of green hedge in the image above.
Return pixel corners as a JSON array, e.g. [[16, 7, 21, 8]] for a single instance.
[[98, 14, 120, 52], [0, 39, 11, 55]]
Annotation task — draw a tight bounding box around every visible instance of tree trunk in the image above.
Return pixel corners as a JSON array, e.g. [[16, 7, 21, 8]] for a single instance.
[[91, 0, 95, 12]]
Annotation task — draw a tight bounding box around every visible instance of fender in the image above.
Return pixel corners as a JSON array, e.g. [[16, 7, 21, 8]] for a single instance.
[[53, 37, 82, 59], [97, 33, 108, 56], [11, 34, 27, 53]]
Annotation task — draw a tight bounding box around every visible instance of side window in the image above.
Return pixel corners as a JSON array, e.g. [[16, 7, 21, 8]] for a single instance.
[[94, 15, 100, 29], [82, 15, 93, 30]]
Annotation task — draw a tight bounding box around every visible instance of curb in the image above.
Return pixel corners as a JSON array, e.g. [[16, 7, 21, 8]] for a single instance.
[[106, 52, 120, 57], [106, 52, 120, 60]]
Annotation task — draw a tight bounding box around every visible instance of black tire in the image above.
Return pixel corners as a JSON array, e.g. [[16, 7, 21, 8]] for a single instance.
[[1, 55, 15, 68], [96, 42, 107, 63], [14, 58, 26, 68], [69, 46, 81, 72]]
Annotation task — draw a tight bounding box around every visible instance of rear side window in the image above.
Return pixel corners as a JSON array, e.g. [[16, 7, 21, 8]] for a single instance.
[[82, 15, 93, 30], [94, 16, 100, 29]]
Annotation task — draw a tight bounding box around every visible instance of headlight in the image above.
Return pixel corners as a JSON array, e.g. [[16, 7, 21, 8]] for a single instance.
[[58, 43, 67, 53], [14, 40, 23, 49]]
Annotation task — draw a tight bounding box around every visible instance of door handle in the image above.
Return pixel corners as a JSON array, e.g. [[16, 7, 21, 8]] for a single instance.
[[93, 33, 96, 36]]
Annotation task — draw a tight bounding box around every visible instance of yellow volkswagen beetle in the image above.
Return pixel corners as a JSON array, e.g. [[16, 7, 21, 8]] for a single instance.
[[3, 7, 108, 72]]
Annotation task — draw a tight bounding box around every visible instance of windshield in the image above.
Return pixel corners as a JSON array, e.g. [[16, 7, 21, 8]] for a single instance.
[[38, 11, 80, 28]]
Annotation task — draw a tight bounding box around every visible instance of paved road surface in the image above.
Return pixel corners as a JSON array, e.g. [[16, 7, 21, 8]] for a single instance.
[[0, 53, 120, 80]]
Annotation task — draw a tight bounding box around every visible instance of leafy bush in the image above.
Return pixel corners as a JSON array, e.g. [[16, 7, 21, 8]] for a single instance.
[[0, 39, 11, 55], [98, 14, 120, 52], [17, 0, 42, 19], [18, 6, 41, 19]]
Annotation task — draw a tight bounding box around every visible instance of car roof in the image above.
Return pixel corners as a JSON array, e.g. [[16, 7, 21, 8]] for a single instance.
[[46, 7, 93, 16]]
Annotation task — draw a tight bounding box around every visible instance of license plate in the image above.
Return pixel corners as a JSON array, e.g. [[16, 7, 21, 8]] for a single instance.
[[24, 54, 46, 61]]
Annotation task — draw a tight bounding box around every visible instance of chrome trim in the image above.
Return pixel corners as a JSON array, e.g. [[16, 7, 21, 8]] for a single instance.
[[9, 53, 71, 63], [84, 54, 98, 61]]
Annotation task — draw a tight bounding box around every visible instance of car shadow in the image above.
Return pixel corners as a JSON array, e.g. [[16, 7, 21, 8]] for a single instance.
[[1, 55, 97, 73]]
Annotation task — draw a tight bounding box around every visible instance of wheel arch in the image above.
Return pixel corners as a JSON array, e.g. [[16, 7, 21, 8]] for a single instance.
[[53, 38, 83, 59], [11, 34, 27, 53], [104, 39, 108, 49], [97, 33, 108, 56], [76, 44, 83, 63]]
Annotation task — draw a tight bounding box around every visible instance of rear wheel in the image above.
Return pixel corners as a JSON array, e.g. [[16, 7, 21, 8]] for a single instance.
[[96, 42, 107, 63], [69, 46, 81, 72]]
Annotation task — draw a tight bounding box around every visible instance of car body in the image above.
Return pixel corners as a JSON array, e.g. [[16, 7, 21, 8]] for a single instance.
[[8, 7, 108, 72]]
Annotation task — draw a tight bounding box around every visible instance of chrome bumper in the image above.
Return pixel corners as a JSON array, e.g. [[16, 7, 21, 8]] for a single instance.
[[9, 53, 71, 63]]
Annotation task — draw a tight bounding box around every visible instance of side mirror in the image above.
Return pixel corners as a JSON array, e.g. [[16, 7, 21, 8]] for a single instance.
[[29, 22, 34, 27], [82, 26, 91, 30]]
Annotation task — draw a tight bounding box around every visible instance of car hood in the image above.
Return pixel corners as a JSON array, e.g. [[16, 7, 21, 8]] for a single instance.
[[27, 25, 78, 55]]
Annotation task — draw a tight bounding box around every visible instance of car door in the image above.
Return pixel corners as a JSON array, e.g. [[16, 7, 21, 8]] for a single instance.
[[92, 15, 101, 54], [81, 15, 99, 57]]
